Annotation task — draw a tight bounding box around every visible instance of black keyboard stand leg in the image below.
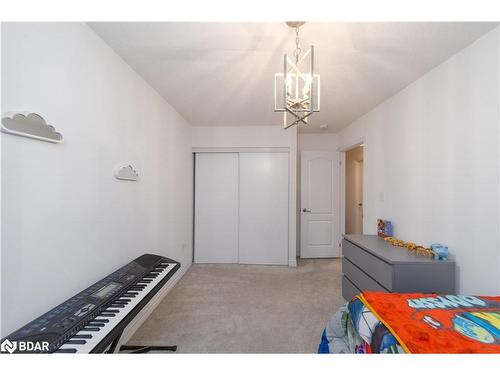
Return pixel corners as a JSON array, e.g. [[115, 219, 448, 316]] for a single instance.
[[106, 333, 123, 353], [119, 345, 177, 353]]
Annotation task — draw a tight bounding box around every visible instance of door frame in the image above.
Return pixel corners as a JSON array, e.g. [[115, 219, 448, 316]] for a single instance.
[[299, 150, 341, 259], [339, 137, 366, 254], [192, 147, 297, 267]]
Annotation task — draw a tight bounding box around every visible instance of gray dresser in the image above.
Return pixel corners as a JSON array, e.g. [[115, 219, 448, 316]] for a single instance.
[[342, 235, 456, 301]]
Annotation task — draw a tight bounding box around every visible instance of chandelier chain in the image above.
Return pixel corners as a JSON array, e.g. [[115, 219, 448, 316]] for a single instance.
[[293, 26, 301, 63]]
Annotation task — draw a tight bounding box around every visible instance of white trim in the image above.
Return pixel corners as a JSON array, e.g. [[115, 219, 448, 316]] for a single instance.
[[339, 151, 346, 252], [288, 146, 297, 268], [112, 264, 190, 351], [288, 259, 297, 267], [193, 147, 289, 153], [338, 136, 365, 152], [339, 138, 366, 244]]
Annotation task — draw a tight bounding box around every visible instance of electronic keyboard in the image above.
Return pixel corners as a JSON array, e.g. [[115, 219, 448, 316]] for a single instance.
[[2, 254, 180, 353]]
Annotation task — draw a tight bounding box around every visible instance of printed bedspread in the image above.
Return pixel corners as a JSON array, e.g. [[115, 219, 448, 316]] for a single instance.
[[318, 292, 500, 354]]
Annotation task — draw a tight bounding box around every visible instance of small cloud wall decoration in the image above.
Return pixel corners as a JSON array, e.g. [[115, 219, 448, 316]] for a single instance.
[[1, 112, 63, 143], [114, 164, 139, 181]]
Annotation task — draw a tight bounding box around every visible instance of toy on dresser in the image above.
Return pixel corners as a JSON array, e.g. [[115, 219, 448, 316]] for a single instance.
[[430, 243, 449, 261], [377, 219, 393, 238]]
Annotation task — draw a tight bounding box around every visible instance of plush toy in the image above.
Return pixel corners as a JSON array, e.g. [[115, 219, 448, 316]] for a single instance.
[[430, 243, 449, 261]]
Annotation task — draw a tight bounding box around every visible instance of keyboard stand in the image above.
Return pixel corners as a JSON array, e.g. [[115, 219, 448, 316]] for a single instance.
[[106, 331, 178, 353], [119, 345, 177, 353]]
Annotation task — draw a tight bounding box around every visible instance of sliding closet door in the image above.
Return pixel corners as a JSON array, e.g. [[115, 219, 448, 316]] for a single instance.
[[194, 153, 239, 263], [238, 153, 289, 265]]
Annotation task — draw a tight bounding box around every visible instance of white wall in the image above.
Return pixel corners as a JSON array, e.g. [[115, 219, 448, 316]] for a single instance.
[[192, 126, 297, 266], [298, 133, 339, 152], [193, 126, 297, 150], [338, 27, 500, 295], [1, 23, 194, 336]]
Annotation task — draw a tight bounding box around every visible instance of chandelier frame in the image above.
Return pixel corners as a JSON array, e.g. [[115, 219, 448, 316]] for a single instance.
[[274, 23, 321, 129]]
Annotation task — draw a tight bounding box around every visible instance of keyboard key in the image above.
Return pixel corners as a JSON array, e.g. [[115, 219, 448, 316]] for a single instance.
[[72, 334, 92, 339], [55, 348, 77, 353], [66, 340, 87, 345], [87, 322, 105, 327]]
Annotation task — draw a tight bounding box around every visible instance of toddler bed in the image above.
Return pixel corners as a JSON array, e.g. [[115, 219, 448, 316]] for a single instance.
[[318, 291, 500, 354]]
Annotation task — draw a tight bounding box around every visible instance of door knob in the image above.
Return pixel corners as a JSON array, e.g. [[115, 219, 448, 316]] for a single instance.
[[302, 208, 311, 213]]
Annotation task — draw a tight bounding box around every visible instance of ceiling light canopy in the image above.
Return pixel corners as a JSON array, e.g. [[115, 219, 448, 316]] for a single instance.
[[274, 22, 320, 130]]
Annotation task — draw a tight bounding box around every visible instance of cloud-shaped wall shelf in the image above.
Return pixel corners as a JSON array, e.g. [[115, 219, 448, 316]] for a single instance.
[[1, 112, 63, 143], [114, 164, 139, 181]]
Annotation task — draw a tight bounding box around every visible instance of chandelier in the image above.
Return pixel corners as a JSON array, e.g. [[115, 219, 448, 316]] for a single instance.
[[274, 22, 320, 129]]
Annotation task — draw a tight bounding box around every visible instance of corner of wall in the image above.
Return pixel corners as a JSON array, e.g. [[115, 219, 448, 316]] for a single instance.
[[497, 26, 500, 295]]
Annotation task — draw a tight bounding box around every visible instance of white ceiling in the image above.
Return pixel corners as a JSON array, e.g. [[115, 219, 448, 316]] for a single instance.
[[89, 22, 497, 133]]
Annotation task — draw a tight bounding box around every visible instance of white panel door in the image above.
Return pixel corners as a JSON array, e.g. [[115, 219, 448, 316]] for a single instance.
[[238, 153, 289, 265], [194, 153, 239, 263], [300, 151, 339, 258]]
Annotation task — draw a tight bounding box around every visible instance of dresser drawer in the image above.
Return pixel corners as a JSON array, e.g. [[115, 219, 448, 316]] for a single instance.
[[342, 275, 361, 301], [343, 239, 393, 290], [342, 257, 389, 293]]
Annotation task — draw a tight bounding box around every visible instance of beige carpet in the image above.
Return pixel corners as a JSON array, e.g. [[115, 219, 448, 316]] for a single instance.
[[127, 258, 345, 353]]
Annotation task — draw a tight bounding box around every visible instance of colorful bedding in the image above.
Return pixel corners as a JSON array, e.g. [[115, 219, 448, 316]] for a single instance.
[[319, 292, 500, 354]]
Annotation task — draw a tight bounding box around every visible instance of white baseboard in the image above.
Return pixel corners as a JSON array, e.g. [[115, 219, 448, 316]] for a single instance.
[[288, 259, 297, 267], [112, 264, 190, 352]]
